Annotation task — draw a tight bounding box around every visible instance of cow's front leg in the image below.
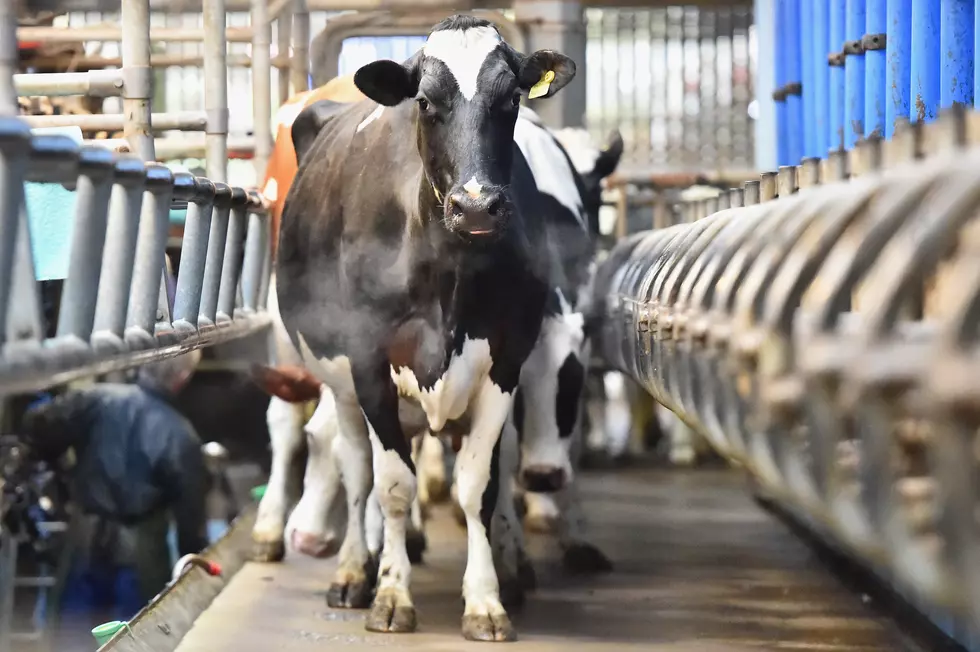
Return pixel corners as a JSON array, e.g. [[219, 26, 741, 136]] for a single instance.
[[354, 362, 418, 634], [252, 396, 305, 561], [492, 419, 536, 608], [457, 380, 516, 642], [554, 482, 613, 574]]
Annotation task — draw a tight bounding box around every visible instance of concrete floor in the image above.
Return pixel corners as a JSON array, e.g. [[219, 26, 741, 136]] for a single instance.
[[175, 465, 924, 652]]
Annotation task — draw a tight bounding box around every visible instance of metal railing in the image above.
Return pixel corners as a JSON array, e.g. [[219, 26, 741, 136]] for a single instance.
[[0, 115, 273, 398], [593, 107, 980, 650]]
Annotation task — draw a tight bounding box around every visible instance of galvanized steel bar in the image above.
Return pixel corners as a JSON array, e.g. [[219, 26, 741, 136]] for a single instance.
[[172, 178, 216, 336], [864, 0, 886, 137], [217, 189, 250, 325], [121, 0, 155, 160], [204, 0, 229, 183], [0, 119, 31, 351], [13, 69, 124, 97], [21, 111, 208, 132], [252, 0, 273, 179], [0, 1, 16, 115], [292, 0, 311, 93], [940, 0, 975, 109], [198, 183, 233, 330], [911, 0, 941, 122], [886, 0, 912, 138]]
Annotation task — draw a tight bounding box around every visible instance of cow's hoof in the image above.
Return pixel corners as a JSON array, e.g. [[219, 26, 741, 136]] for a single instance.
[[518, 557, 537, 591], [461, 612, 516, 642], [524, 513, 558, 534], [250, 539, 285, 563], [406, 530, 427, 565], [562, 542, 613, 574], [365, 593, 417, 633], [326, 578, 373, 609], [425, 476, 450, 504], [290, 530, 341, 558]]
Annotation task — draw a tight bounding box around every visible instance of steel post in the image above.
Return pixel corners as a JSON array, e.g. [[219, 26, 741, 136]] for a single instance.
[[277, 8, 292, 103], [21, 111, 207, 132], [865, 0, 887, 137], [292, 0, 311, 93], [886, 0, 912, 137], [252, 0, 273, 179], [940, 0, 975, 109], [204, 0, 229, 182], [911, 0, 940, 122], [0, 119, 31, 350], [845, 0, 867, 148], [121, 0, 155, 160], [0, 1, 16, 115]]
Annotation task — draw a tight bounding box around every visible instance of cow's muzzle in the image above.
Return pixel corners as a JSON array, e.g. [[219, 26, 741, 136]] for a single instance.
[[446, 185, 508, 240]]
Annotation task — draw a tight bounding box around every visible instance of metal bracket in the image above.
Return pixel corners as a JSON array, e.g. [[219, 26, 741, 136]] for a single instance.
[[121, 65, 153, 100], [828, 51, 846, 67], [205, 108, 230, 135], [772, 86, 787, 102], [861, 33, 887, 51], [783, 82, 802, 97], [843, 39, 865, 56]]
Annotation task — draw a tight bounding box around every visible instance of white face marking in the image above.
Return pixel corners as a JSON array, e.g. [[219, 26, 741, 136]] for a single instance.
[[356, 105, 385, 133], [513, 112, 586, 227], [391, 336, 492, 432], [423, 26, 502, 101], [261, 177, 279, 203], [463, 176, 483, 198]]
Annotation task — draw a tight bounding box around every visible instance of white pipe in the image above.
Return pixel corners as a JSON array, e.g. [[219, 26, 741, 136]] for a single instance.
[[14, 70, 124, 98], [204, 0, 230, 182], [251, 0, 273, 179], [22, 111, 207, 132], [121, 0, 155, 161]]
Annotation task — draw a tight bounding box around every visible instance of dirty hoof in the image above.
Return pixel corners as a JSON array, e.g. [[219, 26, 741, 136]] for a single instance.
[[425, 476, 450, 504], [518, 557, 537, 591], [406, 529, 427, 565], [326, 577, 374, 609], [524, 513, 558, 534], [250, 539, 285, 563], [290, 530, 341, 558], [461, 612, 516, 642], [365, 593, 417, 633], [562, 542, 613, 574]]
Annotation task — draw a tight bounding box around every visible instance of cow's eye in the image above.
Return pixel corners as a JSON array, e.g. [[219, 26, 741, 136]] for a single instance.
[[417, 98, 430, 112]]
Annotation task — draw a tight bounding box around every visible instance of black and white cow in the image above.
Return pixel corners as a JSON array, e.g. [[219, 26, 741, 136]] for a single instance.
[[273, 16, 576, 641]]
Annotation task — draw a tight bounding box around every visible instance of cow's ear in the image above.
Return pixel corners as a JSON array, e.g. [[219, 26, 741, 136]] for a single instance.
[[354, 59, 418, 106], [518, 50, 576, 100], [591, 129, 624, 181]]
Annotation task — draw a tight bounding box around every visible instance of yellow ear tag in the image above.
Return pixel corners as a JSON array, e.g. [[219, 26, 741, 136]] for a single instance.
[[528, 70, 556, 100]]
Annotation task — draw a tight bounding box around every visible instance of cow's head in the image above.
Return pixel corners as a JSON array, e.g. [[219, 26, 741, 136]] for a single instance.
[[552, 127, 624, 235], [353, 15, 576, 241]]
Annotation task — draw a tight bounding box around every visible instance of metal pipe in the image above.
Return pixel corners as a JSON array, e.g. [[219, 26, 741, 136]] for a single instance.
[[173, 179, 216, 335], [886, 0, 912, 138], [155, 135, 255, 160], [775, 0, 790, 165], [252, 0, 273, 179], [801, 0, 817, 158], [199, 184, 232, 330], [865, 0, 886, 137], [13, 70, 124, 98], [845, 0, 867, 148], [91, 157, 146, 353], [911, 0, 940, 122], [17, 24, 256, 44], [21, 111, 208, 132], [830, 0, 848, 150], [0, 0, 16, 114], [217, 191, 249, 325], [813, 0, 831, 156], [940, 0, 974, 108], [0, 120, 33, 351], [17, 53, 255, 69], [292, 0, 311, 94], [277, 8, 293, 104], [204, 0, 229, 183], [121, 0, 155, 161]]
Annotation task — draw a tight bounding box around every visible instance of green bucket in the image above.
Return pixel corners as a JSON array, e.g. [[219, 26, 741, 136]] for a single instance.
[[250, 484, 267, 501], [92, 620, 127, 648]]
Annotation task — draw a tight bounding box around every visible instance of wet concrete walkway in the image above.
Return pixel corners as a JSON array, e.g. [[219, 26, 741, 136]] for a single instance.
[[175, 465, 924, 652]]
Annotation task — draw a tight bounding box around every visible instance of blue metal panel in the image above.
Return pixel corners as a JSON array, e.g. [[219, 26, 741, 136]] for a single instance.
[[813, 0, 831, 155], [911, 0, 940, 121], [801, 0, 817, 157], [776, 0, 790, 165], [845, 0, 867, 148], [785, 0, 804, 163], [940, 0, 974, 108], [830, 0, 848, 150], [977, 0, 980, 103], [886, 0, 912, 137], [865, 0, 887, 136]]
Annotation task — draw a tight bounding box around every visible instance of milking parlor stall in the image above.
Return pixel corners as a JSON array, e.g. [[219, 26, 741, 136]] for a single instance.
[[4, 0, 980, 650]]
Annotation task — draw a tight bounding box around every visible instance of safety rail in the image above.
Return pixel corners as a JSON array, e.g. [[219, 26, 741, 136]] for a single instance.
[[593, 106, 980, 649], [0, 114, 272, 397]]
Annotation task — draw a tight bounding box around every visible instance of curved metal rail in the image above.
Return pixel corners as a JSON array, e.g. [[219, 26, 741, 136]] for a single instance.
[[593, 109, 980, 647], [0, 115, 272, 396]]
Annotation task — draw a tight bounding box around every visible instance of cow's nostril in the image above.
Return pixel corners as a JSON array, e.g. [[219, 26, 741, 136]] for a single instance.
[[521, 467, 566, 493], [487, 198, 501, 216]]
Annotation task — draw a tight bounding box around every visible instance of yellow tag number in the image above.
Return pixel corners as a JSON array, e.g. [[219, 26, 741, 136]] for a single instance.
[[528, 70, 556, 100]]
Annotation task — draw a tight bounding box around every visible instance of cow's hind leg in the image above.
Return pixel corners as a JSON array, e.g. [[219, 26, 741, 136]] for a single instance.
[[285, 394, 345, 558], [457, 380, 516, 642], [252, 397, 305, 561]]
